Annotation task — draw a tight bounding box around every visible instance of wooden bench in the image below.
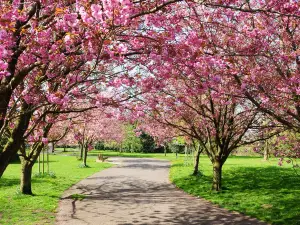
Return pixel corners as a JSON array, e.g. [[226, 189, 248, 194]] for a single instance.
[[97, 154, 108, 162]]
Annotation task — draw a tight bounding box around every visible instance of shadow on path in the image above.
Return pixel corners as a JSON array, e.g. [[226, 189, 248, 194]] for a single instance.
[[56, 158, 267, 225]]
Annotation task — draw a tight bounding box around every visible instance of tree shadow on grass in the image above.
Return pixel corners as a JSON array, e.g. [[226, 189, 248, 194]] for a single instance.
[[0, 178, 20, 187], [173, 166, 300, 225], [0, 176, 51, 188]]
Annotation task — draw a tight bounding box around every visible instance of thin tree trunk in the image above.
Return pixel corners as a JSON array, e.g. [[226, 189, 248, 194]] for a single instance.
[[20, 161, 33, 195], [83, 146, 88, 167], [212, 160, 222, 191], [49, 142, 54, 153], [79, 144, 83, 160], [263, 141, 269, 161], [193, 148, 201, 176]]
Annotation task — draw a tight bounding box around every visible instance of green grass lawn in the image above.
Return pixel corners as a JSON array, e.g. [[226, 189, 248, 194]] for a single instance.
[[170, 156, 300, 225], [1, 148, 299, 225], [0, 155, 111, 225]]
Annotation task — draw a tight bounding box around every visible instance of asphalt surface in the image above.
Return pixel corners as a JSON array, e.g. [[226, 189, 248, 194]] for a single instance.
[[56, 157, 267, 225]]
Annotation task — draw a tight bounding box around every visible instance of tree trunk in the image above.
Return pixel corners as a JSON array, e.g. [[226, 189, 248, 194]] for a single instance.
[[49, 142, 54, 153], [79, 144, 83, 160], [0, 91, 12, 132], [0, 101, 32, 178], [83, 147, 88, 167], [263, 141, 269, 161], [212, 161, 222, 191], [19, 133, 50, 195], [20, 161, 33, 195], [193, 148, 201, 176]]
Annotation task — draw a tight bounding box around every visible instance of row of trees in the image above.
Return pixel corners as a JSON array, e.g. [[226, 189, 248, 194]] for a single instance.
[[0, 0, 184, 194], [0, 0, 299, 194], [118, 0, 300, 190]]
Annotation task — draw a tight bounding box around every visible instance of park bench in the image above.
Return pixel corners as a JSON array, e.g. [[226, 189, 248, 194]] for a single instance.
[[97, 153, 109, 162]]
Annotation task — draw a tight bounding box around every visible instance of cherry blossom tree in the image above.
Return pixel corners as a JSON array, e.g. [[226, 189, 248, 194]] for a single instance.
[[121, 0, 300, 170], [0, 0, 182, 177], [124, 59, 282, 190], [60, 109, 125, 167]]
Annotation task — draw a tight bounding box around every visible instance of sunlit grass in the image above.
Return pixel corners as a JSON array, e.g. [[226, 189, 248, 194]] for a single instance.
[[170, 156, 300, 225], [0, 155, 111, 225], [2, 148, 299, 225]]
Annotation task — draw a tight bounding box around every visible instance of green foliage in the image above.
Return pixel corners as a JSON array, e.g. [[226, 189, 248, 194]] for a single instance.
[[170, 156, 300, 225], [167, 138, 186, 154], [0, 155, 111, 225], [95, 141, 105, 150], [168, 143, 185, 154], [139, 132, 156, 153], [121, 124, 143, 152]]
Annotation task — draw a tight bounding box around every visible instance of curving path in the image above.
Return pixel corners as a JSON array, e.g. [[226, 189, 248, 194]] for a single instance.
[[56, 158, 267, 225]]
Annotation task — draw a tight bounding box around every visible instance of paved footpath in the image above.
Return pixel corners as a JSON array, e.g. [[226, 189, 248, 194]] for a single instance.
[[56, 158, 267, 225]]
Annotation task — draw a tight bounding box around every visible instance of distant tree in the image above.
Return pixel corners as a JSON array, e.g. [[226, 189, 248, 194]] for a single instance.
[[139, 132, 156, 153], [121, 124, 143, 152]]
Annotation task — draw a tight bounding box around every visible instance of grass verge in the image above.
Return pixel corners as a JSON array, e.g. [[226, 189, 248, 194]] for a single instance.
[[170, 156, 300, 225], [0, 155, 111, 225]]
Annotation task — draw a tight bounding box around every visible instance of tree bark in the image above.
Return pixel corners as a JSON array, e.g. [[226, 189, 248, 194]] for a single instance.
[[20, 161, 33, 195], [212, 160, 222, 191], [49, 142, 54, 153], [19, 141, 44, 194], [19, 125, 51, 195], [192, 148, 201, 176], [79, 144, 83, 160], [263, 141, 269, 161], [0, 102, 32, 177], [0, 91, 11, 131], [83, 146, 88, 167]]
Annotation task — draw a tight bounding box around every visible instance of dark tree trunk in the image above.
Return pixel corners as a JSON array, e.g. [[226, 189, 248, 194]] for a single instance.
[[192, 148, 201, 176], [0, 101, 31, 178], [0, 90, 12, 132], [20, 161, 33, 195], [19, 125, 51, 195], [212, 161, 222, 191], [0, 144, 19, 177], [79, 144, 84, 160], [19, 142, 43, 195], [83, 146, 88, 167]]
